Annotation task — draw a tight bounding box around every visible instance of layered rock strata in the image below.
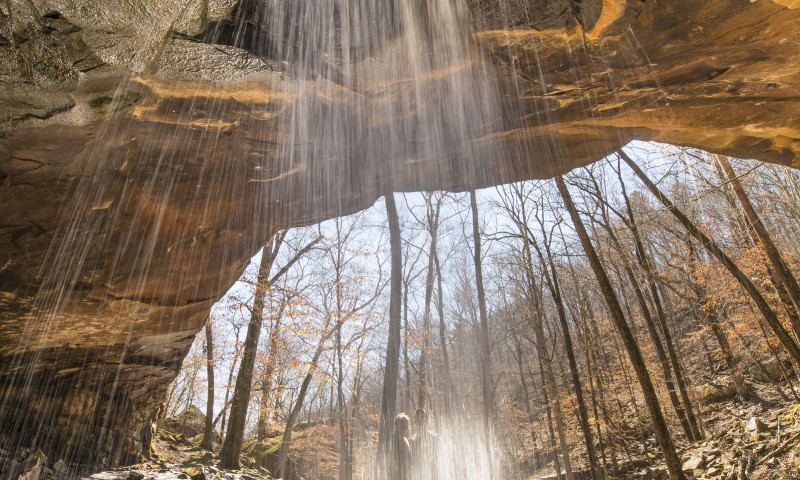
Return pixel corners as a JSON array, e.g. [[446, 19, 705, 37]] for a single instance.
[[0, 0, 799, 465]]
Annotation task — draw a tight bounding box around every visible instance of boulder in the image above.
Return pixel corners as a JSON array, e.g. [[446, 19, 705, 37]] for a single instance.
[[696, 378, 737, 403], [163, 406, 209, 439], [182, 466, 206, 480], [52, 459, 67, 473], [682, 455, 705, 474], [745, 417, 768, 434], [745, 416, 769, 441], [748, 358, 786, 382], [16, 449, 47, 480]]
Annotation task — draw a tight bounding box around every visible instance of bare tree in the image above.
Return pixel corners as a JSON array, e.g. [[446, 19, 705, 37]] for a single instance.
[[220, 232, 322, 469], [200, 316, 215, 450], [471, 190, 494, 465], [556, 176, 686, 480], [377, 193, 403, 471], [717, 155, 800, 327], [619, 151, 800, 366], [570, 169, 697, 442], [275, 317, 337, 478]]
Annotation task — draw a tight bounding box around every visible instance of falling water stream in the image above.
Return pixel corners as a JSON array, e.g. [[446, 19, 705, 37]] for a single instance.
[[208, 1, 509, 477], [2, 0, 509, 471], [0, 0, 684, 477]]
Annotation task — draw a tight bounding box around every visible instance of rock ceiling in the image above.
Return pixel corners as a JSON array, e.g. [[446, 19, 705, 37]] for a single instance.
[[0, 0, 798, 463]]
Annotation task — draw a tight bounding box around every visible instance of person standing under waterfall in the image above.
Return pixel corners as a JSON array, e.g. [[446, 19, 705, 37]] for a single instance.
[[390, 413, 412, 480], [410, 408, 440, 479]]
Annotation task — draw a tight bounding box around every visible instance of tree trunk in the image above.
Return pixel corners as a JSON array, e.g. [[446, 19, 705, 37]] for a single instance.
[[254, 304, 286, 469], [434, 243, 452, 417], [276, 328, 332, 478], [200, 317, 215, 451], [617, 165, 703, 441], [333, 220, 353, 480], [530, 299, 575, 480], [532, 220, 601, 479], [220, 232, 319, 469], [538, 361, 564, 480], [717, 155, 800, 315], [470, 190, 494, 454], [511, 332, 539, 454], [219, 239, 275, 469], [218, 349, 238, 436], [619, 151, 800, 366], [556, 176, 686, 480], [417, 195, 436, 410], [403, 279, 411, 412], [377, 193, 403, 470]]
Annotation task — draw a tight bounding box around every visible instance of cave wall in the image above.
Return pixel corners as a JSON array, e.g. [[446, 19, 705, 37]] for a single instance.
[[0, 0, 799, 465]]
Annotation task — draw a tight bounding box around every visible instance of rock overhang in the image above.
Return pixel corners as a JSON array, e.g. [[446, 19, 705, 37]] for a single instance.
[[0, 0, 799, 464]]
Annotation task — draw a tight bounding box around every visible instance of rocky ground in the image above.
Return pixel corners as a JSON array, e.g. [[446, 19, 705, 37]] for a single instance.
[[526, 375, 800, 480], [79, 429, 269, 480], [621, 379, 800, 480], [654, 403, 800, 479], [0, 436, 268, 480], [1, 417, 270, 480], [5, 379, 800, 479], [0, 404, 333, 480]]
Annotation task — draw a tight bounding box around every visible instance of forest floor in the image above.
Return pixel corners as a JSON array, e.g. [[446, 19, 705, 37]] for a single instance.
[[1, 425, 270, 480], [526, 379, 800, 480], [68, 429, 268, 480], [652, 382, 800, 480], [8, 380, 800, 480]]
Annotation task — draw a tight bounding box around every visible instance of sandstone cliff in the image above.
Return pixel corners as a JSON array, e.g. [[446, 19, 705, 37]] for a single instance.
[[0, 0, 798, 465]]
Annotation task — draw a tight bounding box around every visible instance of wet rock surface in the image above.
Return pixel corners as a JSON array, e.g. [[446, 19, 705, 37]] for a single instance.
[[0, 445, 78, 480], [0, 421, 271, 480], [0, 0, 799, 466], [82, 460, 267, 480]]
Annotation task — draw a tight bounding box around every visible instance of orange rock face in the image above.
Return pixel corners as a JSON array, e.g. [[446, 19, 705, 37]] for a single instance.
[[0, 0, 798, 464]]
